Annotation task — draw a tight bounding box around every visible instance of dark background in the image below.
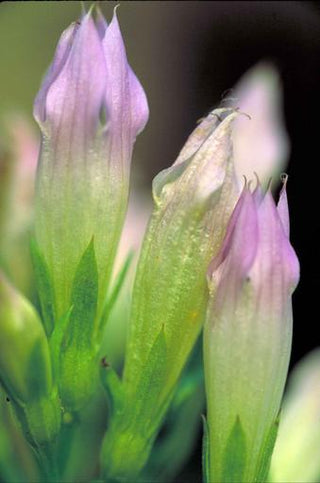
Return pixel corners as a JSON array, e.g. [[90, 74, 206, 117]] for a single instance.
[[1, 2, 319, 481]]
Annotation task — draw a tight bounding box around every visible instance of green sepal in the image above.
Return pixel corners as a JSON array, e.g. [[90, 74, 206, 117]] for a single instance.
[[26, 339, 52, 400], [58, 238, 99, 411], [256, 415, 280, 482], [221, 416, 247, 483], [100, 360, 124, 417], [134, 326, 167, 431], [99, 250, 134, 336], [30, 239, 56, 336], [142, 375, 204, 483], [49, 307, 72, 380], [202, 415, 210, 483], [63, 237, 98, 349]]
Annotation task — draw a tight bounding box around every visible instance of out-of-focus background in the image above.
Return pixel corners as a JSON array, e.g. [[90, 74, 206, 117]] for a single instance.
[[1, 2, 320, 481]]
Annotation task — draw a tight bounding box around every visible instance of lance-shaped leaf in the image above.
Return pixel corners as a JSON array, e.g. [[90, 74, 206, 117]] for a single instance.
[[204, 177, 299, 482], [57, 238, 98, 411]]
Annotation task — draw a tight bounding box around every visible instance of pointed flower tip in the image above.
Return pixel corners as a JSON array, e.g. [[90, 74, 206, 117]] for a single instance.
[[209, 169, 300, 298], [101, 5, 149, 140], [277, 172, 290, 238], [33, 21, 79, 124], [208, 185, 258, 283], [108, 4, 122, 36], [34, 10, 108, 133], [80, 1, 86, 16], [255, 181, 300, 293], [87, 2, 96, 16], [95, 5, 108, 37], [175, 107, 238, 168], [114, 3, 121, 16]]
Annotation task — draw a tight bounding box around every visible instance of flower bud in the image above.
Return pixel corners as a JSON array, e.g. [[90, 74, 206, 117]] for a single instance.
[[124, 109, 240, 398], [101, 108, 241, 479], [270, 348, 320, 483], [203, 177, 299, 482], [34, 8, 149, 322], [0, 272, 60, 446], [33, 7, 148, 412]]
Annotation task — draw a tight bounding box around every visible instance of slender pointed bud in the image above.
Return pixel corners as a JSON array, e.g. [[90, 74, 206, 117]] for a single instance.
[[232, 63, 290, 185], [126, 109, 239, 392], [203, 177, 299, 482], [34, 8, 149, 322], [270, 349, 320, 483], [33, 7, 148, 411], [101, 109, 240, 480], [0, 272, 60, 446]]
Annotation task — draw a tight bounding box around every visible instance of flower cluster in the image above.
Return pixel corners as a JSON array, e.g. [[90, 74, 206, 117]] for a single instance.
[[0, 5, 304, 483]]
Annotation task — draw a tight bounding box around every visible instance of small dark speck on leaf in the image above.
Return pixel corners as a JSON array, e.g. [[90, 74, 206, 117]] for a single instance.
[[101, 356, 110, 368]]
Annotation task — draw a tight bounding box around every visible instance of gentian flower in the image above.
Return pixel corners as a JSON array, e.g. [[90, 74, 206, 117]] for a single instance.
[[34, 7, 149, 323], [33, 7, 148, 411], [101, 108, 241, 480], [203, 176, 299, 482]]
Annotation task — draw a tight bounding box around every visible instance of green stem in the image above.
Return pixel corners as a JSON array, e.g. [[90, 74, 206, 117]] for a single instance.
[[57, 413, 80, 477], [36, 444, 60, 482]]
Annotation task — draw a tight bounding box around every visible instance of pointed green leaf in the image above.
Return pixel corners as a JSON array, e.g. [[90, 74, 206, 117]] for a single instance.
[[62, 238, 98, 349], [141, 339, 204, 482], [58, 239, 99, 411], [49, 307, 72, 380], [202, 415, 210, 483], [26, 339, 52, 399], [30, 239, 56, 336], [221, 416, 247, 483], [134, 326, 167, 430], [256, 416, 280, 482], [100, 359, 124, 417]]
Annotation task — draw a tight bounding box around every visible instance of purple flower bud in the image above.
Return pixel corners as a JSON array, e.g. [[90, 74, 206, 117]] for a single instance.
[[204, 175, 299, 482], [34, 8, 149, 320]]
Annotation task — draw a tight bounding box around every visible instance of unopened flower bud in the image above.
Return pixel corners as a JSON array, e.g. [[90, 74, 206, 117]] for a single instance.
[[34, 8, 149, 322], [204, 176, 299, 482], [102, 108, 241, 480], [33, 7, 148, 411], [0, 273, 60, 446]]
